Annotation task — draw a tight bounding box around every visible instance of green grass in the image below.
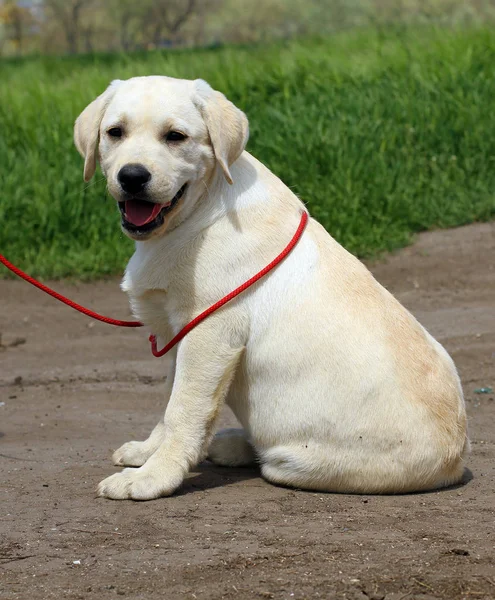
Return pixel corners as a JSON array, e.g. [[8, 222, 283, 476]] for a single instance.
[[1, 27, 494, 279]]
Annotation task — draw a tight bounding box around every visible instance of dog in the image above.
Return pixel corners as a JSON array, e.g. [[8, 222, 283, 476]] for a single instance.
[[74, 76, 469, 500]]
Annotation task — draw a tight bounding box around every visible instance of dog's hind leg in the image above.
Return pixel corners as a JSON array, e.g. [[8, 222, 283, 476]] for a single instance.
[[208, 428, 257, 467]]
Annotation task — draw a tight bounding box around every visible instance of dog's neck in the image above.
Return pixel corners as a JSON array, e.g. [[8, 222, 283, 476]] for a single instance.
[[121, 151, 304, 298]]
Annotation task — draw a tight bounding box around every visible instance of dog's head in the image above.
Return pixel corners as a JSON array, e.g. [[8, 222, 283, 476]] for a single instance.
[[74, 76, 249, 240]]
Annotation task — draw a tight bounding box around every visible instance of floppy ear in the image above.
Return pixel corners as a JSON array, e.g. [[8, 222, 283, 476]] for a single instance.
[[74, 80, 122, 182], [193, 79, 249, 184]]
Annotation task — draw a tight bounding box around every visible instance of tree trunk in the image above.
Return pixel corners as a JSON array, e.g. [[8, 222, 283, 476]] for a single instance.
[[152, 22, 162, 47], [12, 10, 24, 55], [120, 13, 132, 51], [66, 28, 78, 54], [165, 0, 197, 40], [82, 27, 93, 53]]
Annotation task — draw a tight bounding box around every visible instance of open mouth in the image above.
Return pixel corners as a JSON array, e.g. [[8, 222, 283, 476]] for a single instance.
[[118, 184, 187, 234]]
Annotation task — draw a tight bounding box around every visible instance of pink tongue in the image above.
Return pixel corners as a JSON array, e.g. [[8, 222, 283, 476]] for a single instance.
[[125, 200, 164, 226]]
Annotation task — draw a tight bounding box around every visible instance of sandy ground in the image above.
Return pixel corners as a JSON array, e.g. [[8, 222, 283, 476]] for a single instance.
[[1, 222, 494, 600]]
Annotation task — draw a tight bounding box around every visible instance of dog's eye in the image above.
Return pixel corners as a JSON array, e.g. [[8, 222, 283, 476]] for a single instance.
[[166, 131, 187, 142], [107, 127, 123, 138]]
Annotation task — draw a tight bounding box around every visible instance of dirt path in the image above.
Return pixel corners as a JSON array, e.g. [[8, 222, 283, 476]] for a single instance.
[[1, 223, 494, 600]]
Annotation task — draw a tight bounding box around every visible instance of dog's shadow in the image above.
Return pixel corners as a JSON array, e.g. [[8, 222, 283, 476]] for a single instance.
[[180, 462, 474, 498], [177, 461, 261, 496], [177, 463, 473, 497], [422, 466, 473, 494]]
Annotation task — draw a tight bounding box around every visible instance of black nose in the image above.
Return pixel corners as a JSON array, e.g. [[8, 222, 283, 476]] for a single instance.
[[118, 164, 151, 195]]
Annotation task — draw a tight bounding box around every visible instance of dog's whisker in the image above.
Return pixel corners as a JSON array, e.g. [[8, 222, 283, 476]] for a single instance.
[[201, 179, 211, 199], [82, 176, 106, 192]]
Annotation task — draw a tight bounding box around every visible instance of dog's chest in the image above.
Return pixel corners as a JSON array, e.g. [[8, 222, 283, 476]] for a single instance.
[[127, 288, 174, 338], [122, 251, 175, 336]]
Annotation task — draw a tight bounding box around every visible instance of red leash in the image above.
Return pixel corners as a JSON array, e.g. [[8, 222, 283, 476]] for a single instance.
[[0, 211, 308, 358], [0, 255, 141, 328]]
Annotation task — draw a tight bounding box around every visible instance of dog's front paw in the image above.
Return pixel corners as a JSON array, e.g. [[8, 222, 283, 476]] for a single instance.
[[97, 467, 182, 501], [112, 441, 153, 467]]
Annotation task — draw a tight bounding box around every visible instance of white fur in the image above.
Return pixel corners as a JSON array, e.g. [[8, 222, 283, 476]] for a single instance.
[[74, 76, 469, 501]]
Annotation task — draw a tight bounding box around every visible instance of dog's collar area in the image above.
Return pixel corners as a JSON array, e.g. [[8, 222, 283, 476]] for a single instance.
[[119, 184, 187, 233], [0, 211, 309, 358]]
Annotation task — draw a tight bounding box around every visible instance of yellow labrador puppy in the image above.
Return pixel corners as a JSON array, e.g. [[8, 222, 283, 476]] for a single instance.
[[74, 76, 469, 500]]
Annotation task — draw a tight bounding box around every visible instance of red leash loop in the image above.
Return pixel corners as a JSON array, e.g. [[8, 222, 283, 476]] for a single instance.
[[0, 211, 308, 357]]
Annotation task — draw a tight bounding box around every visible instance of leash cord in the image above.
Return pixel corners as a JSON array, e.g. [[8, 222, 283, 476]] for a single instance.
[[0, 211, 308, 357], [149, 211, 308, 356], [0, 254, 142, 327]]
